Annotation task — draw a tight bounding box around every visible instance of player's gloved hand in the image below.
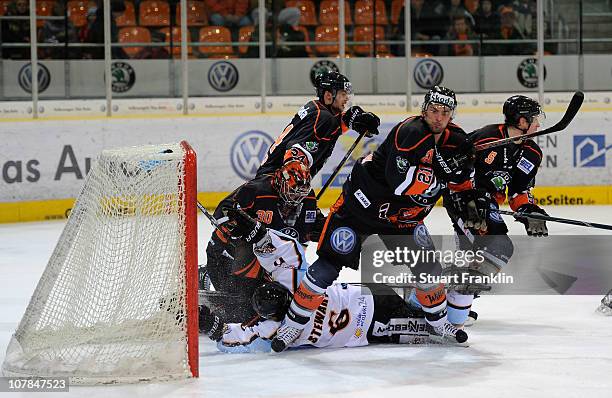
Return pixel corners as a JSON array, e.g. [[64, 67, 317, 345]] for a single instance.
[[307, 208, 327, 242], [199, 305, 226, 341], [224, 207, 268, 244], [342, 106, 380, 137], [447, 189, 489, 232], [515, 204, 548, 237], [433, 137, 475, 184]]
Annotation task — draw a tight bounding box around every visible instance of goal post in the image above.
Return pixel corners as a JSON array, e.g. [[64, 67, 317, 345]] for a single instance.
[[2, 141, 199, 384]]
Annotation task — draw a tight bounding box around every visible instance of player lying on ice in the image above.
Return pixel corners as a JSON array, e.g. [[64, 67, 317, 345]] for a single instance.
[[199, 209, 462, 353]]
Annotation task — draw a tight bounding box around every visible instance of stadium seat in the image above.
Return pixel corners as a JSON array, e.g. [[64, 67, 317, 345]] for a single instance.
[[353, 25, 389, 56], [118, 26, 151, 58], [319, 0, 352, 26], [67, 0, 89, 27], [285, 0, 317, 26], [160, 27, 193, 57], [238, 25, 255, 55], [354, 0, 388, 25], [198, 26, 234, 58], [314, 25, 348, 57], [139, 0, 170, 27], [390, 0, 403, 25], [36, 1, 55, 28], [176, 0, 207, 27], [115, 1, 136, 27]]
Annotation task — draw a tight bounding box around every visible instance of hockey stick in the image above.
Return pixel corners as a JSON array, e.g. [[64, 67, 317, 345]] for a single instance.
[[197, 201, 220, 228], [498, 209, 612, 231], [474, 91, 584, 152], [316, 131, 366, 200]]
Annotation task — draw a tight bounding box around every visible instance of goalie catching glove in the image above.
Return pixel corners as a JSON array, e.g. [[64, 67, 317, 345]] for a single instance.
[[342, 106, 380, 137], [514, 204, 548, 237]]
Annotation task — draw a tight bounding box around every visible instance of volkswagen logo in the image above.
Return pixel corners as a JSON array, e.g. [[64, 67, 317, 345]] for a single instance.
[[413, 59, 444, 89], [18, 63, 51, 93], [413, 224, 433, 249], [208, 61, 239, 92], [230, 131, 274, 180], [310, 60, 339, 86], [330, 227, 357, 255]]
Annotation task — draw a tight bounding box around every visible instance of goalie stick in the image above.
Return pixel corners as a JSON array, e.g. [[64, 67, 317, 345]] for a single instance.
[[497, 209, 612, 231]]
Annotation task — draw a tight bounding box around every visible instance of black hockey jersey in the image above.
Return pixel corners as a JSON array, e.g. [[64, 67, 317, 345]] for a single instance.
[[256, 100, 347, 177], [341, 116, 472, 230], [470, 124, 543, 211]]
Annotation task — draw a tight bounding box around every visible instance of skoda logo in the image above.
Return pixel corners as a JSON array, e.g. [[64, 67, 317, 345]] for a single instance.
[[111, 62, 136, 93], [230, 131, 274, 180], [413, 59, 444, 89], [310, 60, 339, 85], [18, 63, 51, 93], [330, 227, 356, 255], [517, 58, 547, 88], [208, 61, 239, 92]]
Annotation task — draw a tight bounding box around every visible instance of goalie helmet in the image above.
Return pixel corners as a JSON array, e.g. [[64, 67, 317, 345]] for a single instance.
[[274, 160, 312, 207], [252, 281, 292, 321], [503, 95, 544, 127], [315, 70, 352, 100], [422, 86, 457, 117]]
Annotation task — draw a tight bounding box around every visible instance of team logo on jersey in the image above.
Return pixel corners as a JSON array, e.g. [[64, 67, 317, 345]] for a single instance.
[[305, 210, 317, 223], [413, 224, 433, 249], [110, 62, 136, 93], [490, 175, 507, 191], [304, 141, 319, 152], [280, 227, 299, 239], [573, 135, 611, 167], [18, 63, 51, 93], [488, 203, 503, 223], [309, 60, 339, 85], [208, 61, 239, 92], [517, 58, 547, 88], [517, 157, 535, 174], [396, 156, 409, 173], [330, 227, 356, 254], [413, 59, 444, 89], [230, 130, 275, 180]]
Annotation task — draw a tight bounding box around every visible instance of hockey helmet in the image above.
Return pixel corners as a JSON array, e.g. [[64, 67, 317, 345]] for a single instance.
[[503, 95, 544, 127], [422, 86, 457, 117], [315, 70, 352, 100], [275, 160, 312, 207], [252, 281, 292, 321]]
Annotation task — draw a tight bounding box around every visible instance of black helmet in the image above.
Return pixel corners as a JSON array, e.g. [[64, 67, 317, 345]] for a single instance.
[[252, 281, 292, 321], [503, 95, 544, 127], [422, 86, 457, 116], [315, 70, 352, 100]]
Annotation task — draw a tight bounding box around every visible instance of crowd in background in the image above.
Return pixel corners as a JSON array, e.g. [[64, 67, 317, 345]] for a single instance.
[[0, 0, 547, 60]]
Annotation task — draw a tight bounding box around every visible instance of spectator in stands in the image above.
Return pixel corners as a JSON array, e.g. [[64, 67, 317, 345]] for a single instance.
[[39, 1, 78, 59], [250, 0, 301, 28], [441, 0, 476, 30], [2, 0, 30, 59], [514, 0, 535, 38], [474, 0, 500, 54], [79, 6, 98, 55], [442, 13, 479, 56], [134, 30, 170, 59], [494, 5, 527, 55], [206, 0, 251, 28], [84, 1, 126, 59], [393, 0, 447, 56]]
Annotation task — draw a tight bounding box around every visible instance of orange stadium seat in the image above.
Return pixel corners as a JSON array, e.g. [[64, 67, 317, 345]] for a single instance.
[[319, 0, 352, 26], [36, 1, 55, 28], [160, 27, 193, 57], [176, 1, 208, 27], [391, 0, 403, 25], [198, 26, 233, 58], [285, 0, 317, 26], [67, 0, 89, 27], [118, 26, 151, 58], [353, 25, 389, 56], [238, 25, 255, 55], [115, 1, 136, 27], [314, 25, 348, 57], [354, 0, 388, 25], [139, 0, 170, 27]]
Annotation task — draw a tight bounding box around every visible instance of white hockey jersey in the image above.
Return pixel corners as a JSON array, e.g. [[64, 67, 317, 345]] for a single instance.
[[221, 284, 375, 350]]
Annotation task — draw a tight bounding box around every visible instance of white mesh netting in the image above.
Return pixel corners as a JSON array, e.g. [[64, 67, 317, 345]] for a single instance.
[[2, 143, 197, 384]]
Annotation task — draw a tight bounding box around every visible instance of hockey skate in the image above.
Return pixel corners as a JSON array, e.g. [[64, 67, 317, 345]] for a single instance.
[[271, 324, 303, 352], [427, 321, 468, 345]]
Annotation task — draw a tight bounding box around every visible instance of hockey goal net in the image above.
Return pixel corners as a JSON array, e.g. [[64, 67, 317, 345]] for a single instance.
[[2, 141, 199, 384]]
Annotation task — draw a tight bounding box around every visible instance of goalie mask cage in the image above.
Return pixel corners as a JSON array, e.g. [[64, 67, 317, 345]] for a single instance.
[[2, 141, 199, 384]]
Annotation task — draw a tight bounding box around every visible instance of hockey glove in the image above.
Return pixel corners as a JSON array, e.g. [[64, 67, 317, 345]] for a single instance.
[[447, 189, 490, 232], [433, 137, 475, 185], [225, 207, 268, 244], [199, 305, 226, 341], [342, 106, 380, 137], [515, 204, 548, 237]]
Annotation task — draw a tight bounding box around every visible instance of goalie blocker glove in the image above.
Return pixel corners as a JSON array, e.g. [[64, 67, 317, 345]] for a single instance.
[[342, 106, 381, 137], [515, 204, 548, 237], [223, 207, 269, 244]]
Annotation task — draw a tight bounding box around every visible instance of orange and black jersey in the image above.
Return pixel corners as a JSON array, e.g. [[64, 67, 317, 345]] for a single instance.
[[470, 124, 543, 211], [212, 174, 319, 247], [341, 116, 471, 229], [256, 100, 346, 178]]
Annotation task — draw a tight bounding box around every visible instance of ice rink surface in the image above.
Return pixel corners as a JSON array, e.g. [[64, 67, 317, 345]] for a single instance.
[[1, 206, 611, 398]]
